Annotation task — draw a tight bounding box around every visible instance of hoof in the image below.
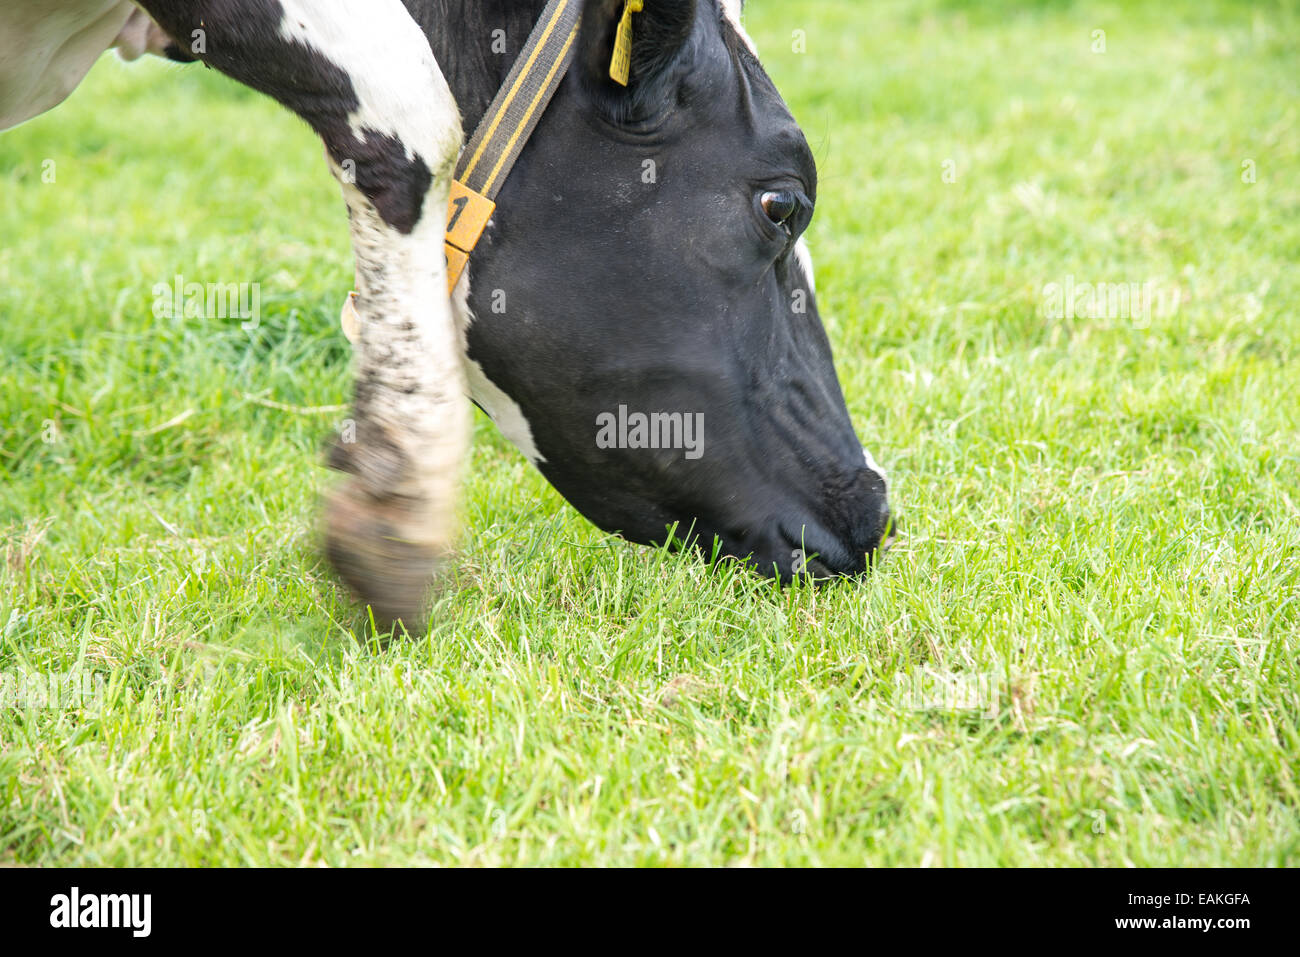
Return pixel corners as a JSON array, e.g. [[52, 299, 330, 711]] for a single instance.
[[323, 478, 443, 634]]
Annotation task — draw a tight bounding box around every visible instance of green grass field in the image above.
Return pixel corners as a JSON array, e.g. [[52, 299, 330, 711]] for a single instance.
[[1, 0, 1297, 866]]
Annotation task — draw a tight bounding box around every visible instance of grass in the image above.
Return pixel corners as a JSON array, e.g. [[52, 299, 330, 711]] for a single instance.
[[1, 0, 1297, 866]]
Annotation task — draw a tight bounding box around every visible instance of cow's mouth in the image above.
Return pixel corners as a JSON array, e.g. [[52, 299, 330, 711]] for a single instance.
[[783, 502, 897, 581]]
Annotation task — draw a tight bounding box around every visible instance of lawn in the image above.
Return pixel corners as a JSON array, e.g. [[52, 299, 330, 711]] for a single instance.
[[1, 0, 1297, 866]]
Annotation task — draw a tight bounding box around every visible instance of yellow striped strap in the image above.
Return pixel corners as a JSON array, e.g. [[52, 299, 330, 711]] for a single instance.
[[444, 0, 584, 291]]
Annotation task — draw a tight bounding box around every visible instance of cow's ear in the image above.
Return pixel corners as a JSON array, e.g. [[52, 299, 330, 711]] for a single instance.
[[578, 0, 697, 94]]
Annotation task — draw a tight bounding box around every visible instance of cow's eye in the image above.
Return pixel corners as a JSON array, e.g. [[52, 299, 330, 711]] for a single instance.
[[760, 190, 799, 228]]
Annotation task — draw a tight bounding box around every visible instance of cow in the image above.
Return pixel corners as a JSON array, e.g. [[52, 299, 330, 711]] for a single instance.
[[2, 0, 893, 629]]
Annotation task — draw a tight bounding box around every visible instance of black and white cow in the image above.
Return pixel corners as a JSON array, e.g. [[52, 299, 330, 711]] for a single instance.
[[3, 0, 893, 628]]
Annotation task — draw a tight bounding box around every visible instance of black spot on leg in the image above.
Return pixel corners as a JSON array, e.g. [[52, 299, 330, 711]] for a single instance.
[[355, 259, 387, 297], [334, 128, 434, 236]]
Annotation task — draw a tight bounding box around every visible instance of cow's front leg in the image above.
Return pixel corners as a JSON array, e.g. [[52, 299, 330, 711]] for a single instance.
[[138, 0, 468, 629], [323, 144, 468, 632]]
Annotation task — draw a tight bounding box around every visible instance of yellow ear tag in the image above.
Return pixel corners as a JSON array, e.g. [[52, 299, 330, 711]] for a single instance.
[[609, 0, 644, 87]]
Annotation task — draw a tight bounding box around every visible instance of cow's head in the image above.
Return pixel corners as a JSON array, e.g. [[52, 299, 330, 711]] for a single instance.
[[461, 0, 892, 579]]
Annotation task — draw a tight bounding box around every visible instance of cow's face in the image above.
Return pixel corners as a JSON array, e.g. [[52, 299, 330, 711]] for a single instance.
[[462, 0, 892, 579]]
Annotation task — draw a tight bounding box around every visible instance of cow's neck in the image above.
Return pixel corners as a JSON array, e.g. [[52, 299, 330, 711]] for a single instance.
[[402, 0, 554, 136]]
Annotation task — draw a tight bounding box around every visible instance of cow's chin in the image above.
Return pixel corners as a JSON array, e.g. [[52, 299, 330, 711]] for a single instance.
[[536, 454, 893, 585], [617, 508, 891, 584]]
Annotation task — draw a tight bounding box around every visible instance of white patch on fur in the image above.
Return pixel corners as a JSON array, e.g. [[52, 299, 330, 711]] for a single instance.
[[794, 237, 816, 294], [451, 269, 547, 465], [863, 448, 888, 487], [277, 0, 459, 172], [718, 0, 759, 55]]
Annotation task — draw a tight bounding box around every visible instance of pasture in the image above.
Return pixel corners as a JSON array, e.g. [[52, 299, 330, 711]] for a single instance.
[[1, 0, 1297, 865]]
